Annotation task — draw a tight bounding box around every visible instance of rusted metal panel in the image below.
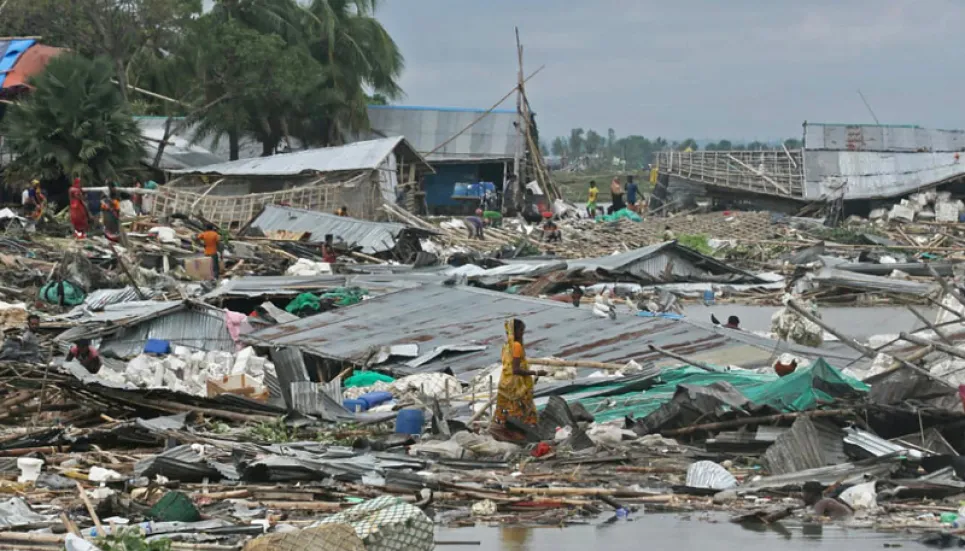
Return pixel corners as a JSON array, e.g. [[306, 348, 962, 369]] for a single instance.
[[245, 285, 863, 377]]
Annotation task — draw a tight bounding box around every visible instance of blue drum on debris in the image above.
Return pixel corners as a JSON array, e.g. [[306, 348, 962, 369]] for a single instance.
[[394, 408, 425, 435]]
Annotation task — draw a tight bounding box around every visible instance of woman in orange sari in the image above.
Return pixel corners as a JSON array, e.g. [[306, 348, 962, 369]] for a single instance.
[[491, 318, 547, 442], [68, 178, 89, 238]]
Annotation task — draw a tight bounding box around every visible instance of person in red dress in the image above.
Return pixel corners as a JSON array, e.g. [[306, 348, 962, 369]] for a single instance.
[[68, 178, 90, 239]]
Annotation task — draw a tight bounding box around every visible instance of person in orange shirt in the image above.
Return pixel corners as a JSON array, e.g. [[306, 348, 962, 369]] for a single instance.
[[197, 224, 222, 280]]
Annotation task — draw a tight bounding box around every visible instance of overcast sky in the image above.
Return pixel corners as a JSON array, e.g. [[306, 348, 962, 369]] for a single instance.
[[377, 0, 965, 143]]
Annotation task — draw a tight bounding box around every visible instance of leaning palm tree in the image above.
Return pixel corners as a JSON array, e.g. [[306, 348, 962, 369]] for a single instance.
[[2, 53, 146, 191], [296, 0, 404, 145]]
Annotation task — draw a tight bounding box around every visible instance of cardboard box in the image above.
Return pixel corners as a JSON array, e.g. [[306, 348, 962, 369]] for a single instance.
[[183, 256, 214, 281]]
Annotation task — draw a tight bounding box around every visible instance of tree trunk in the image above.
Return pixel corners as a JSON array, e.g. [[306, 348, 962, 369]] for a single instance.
[[114, 56, 129, 104], [229, 130, 240, 161]]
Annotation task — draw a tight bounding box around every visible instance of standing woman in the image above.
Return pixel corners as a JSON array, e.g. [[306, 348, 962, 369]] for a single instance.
[[101, 184, 121, 242], [68, 178, 90, 239], [491, 318, 548, 442]]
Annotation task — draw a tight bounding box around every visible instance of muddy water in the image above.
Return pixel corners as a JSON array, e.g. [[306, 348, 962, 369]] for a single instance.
[[682, 304, 938, 339], [435, 514, 915, 550]]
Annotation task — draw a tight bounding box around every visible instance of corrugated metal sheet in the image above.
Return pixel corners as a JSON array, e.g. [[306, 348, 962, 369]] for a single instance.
[[764, 417, 845, 475], [568, 242, 765, 283], [171, 137, 429, 176], [270, 346, 310, 409], [740, 455, 904, 491], [843, 427, 915, 458], [99, 306, 234, 358], [207, 275, 348, 299], [136, 117, 265, 168], [811, 266, 937, 295], [81, 287, 158, 311], [55, 301, 234, 358], [245, 284, 865, 378], [367, 105, 519, 162], [804, 150, 965, 200], [247, 204, 434, 253], [804, 122, 965, 152]]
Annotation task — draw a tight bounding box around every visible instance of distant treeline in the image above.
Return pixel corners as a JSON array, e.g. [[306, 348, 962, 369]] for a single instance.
[[543, 128, 803, 170]]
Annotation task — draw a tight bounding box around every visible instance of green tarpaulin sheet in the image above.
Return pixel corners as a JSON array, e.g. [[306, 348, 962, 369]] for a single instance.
[[572, 358, 868, 423]]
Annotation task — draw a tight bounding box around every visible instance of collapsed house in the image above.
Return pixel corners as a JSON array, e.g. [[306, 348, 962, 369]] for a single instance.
[[447, 241, 776, 293], [240, 204, 438, 261], [244, 283, 862, 382], [147, 137, 433, 227]]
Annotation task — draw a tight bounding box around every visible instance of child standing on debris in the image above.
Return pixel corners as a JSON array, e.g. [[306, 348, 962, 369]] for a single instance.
[[587, 181, 599, 217], [66, 339, 102, 374], [197, 224, 222, 280], [26, 180, 46, 220], [626, 175, 639, 211], [101, 184, 122, 241]]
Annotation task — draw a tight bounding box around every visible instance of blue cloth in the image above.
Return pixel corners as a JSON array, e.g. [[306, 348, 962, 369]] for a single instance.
[[466, 216, 483, 229], [626, 182, 639, 205]]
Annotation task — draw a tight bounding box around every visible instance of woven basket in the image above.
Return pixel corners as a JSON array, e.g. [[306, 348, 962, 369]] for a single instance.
[[244, 523, 364, 551]]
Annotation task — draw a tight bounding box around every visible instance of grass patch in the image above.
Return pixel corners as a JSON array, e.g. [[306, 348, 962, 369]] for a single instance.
[[676, 233, 714, 255]]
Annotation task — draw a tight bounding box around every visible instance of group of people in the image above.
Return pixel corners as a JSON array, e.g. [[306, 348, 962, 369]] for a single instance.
[[25, 176, 156, 241], [587, 175, 642, 217]]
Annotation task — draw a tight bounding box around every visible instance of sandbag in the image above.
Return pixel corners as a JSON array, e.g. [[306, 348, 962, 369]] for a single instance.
[[314, 496, 433, 551], [245, 523, 364, 551]]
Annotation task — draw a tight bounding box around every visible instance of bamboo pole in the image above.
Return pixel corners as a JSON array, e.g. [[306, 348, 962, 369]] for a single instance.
[[787, 299, 945, 384], [900, 332, 965, 361], [75, 482, 104, 537], [906, 305, 953, 345], [646, 344, 716, 372], [528, 358, 627, 371], [662, 407, 865, 437]]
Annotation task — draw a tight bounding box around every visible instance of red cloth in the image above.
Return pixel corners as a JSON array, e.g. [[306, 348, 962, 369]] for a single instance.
[[959, 385, 965, 413], [68, 184, 89, 234], [531, 442, 552, 458], [322, 244, 337, 263]]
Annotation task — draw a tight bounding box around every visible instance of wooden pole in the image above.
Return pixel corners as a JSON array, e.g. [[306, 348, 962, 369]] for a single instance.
[[929, 265, 965, 311], [906, 306, 953, 345], [75, 482, 104, 537], [647, 344, 716, 372], [529, 358, 627, 371], [662, 407, 865, 437], [900, 332, 965, 361], [426, 65, 545, 158]]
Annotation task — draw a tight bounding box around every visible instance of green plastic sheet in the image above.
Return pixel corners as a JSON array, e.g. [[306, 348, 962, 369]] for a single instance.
[[572, 358, 868, 423]]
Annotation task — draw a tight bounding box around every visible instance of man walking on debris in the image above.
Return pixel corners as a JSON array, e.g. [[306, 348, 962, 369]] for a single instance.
[[466, 210, 485, 240], [197, 223, 222, 280], [66, 339, 102, 374], [587, 181, 599, 217]]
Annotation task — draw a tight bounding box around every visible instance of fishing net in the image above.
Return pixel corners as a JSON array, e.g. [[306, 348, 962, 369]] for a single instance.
[[314, 496, 433, 551], [244, 523, 364, 551]]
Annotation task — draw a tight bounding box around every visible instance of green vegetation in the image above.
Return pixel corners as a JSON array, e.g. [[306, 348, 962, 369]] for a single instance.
[[246, 418, 300, 443], [2, 54, 145, 184], [97, 527, 171, 551], [676, 233, 713, 255], [0, 0, 403, 191]]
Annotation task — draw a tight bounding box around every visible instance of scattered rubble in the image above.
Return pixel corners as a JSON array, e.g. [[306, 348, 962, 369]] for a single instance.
[[6, 184, 965, 549]]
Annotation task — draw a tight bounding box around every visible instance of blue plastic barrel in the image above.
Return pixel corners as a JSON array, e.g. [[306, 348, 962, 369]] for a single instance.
[[394, 409, 425, 435], [358, 391, 393, 410], [703, 289, 715, 305], [343, 398, 368, 413]]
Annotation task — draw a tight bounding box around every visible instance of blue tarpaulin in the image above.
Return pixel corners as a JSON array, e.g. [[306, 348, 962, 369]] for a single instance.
[[0, 39, 36, 88]]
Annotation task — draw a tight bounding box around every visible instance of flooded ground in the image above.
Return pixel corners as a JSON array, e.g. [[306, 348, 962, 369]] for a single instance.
[[682, 304, 937, 339], [435, 514, 917, 550]]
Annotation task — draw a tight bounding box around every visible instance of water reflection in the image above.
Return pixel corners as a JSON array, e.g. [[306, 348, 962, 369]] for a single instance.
[[500, 526, 532, 551]]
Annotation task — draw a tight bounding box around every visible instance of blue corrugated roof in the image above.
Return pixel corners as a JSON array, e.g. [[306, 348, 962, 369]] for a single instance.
[[368, 104, 517, 115], [0, 39, 36, 89]]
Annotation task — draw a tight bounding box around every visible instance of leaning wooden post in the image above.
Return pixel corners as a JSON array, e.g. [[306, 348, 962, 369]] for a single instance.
[[647, 344, 716, 373]]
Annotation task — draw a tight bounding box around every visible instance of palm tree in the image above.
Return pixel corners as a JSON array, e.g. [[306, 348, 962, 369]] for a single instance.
[[296, 0, 404, 145], [2, 53, 145, 192]]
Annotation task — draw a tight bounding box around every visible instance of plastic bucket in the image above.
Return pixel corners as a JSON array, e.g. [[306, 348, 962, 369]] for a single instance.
[[394, 409, 425, 435]]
